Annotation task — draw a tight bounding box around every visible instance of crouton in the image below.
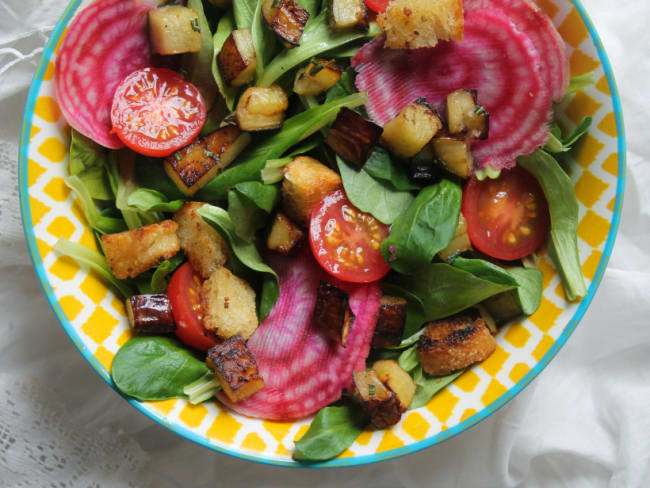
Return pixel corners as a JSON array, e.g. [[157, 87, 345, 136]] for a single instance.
[[417, 309, 496, 376], [101, 220, 180, 279], [174, 202, 229, 279], [149, 6, 202, 55], [372, 359, 416, 412], [207, 335, 265, 403], [281, 156, 342, 226], [201, 267, 258, 340], [377, 0, 464, 50], [353, 370, 402, 428], [235, 85, 289, 131], [266, 212, 303, 253]]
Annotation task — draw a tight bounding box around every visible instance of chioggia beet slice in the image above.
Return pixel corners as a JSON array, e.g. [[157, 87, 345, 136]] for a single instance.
[[55, 0, 158, 149], [218, 248, 382, 420]]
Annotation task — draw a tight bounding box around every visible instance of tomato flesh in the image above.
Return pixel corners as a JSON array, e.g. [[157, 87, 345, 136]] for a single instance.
[[111, 67, 206, 157], [167, 262, 220, 351], [364, 0, 389, 13], [462, 165, 550, 261], [310, 189, 390, 283]]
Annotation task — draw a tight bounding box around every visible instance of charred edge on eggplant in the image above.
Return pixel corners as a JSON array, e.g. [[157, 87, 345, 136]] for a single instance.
[[293, 59, 342, 96], [329, 0, 369, 31], [430, 136, 474, 179], [372, 359, 416, 412], [446, 89, 489, 140], [371, 296, 407, 348], [312, 281, 354, 347], [381, 98, 443, 158], [126, 294, 176, 333], [353, 370, 402, 429], [263, 0, 310, 47], [218, 29, 257, 87], [266, 212, 304, 254], [326, 107, 383, 169]]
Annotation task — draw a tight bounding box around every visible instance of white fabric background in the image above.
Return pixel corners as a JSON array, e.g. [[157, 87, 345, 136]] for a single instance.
[[1, 0, 649, 486]]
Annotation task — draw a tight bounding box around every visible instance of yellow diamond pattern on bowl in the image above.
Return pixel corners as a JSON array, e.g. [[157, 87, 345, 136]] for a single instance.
[[179, 403, 209, 429], [480, 345, 510, 376], [23, 1, 623, 463]]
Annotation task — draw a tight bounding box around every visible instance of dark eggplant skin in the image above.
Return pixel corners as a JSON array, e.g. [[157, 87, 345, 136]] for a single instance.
[[271, 0, 310, 48], [353, 370, 402, 429], [372, 296, 407, 348], [326, 108, 383, 169], [312, 281, 355, 346], [126, 294, 175, 333]]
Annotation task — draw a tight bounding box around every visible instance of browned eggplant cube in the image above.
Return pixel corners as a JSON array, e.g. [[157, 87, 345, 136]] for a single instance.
[[235, 85, 289, 131], [353, 370, 402, 429], [372, 360, 416, 412], [371, 296, 407, 348], [312, 281, 355, 347], [126, 294, 176, 333], [266, 213, 303, 254], [329, 0, 369, 31], [293, 58, 342, 96], [218, 29, 257, 87], [381, 99, 443, 158], [263, 0, 310, 47], [207, 335, 265, 403], [430, 136, 474, 179], [446, 89, 489, 140], [326, 108, 383, 169]]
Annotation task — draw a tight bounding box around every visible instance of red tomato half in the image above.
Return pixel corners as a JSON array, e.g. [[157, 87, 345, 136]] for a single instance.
[[364, 0, 389, 13], [462, 165, 550, 261], [110, 67, 206, 157], [167, 262, 220, 351], [310, 189, 390, 283]]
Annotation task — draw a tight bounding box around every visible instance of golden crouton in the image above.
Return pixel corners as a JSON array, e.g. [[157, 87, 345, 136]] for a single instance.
[[207, 335, 265, 403], [372, 359, 416, 412], [417, 309, 496, 376], [173, 202, 229, 279], [201, 267, 258, 340], [281, 156, 342, 226], [101, 220, 180, 279], [378, 0, 464, 50]]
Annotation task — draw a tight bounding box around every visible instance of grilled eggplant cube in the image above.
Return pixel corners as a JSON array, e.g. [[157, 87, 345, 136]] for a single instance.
[[281, 156, 342, 225], [438, 213, 471, 262], [382, 100, 443, 158], [164, 125, 250, 196], [326, 108, 383, 169], [218, 29, 257, 87], [417, 309, 496, 376], [236, 85, 289, 131], [430, 136, 474, 179], [353, 370, 402, 429], [149, 6, 202, 55], [372, 296, 407, 348], [293, 59, 342, 96], [263, 0, 309, 47], [329, 0, 368, 31], [207, 335, 265, 403], [446, 89, 489, 140], [267, 213, 303, 254], [372, 360, 416, 412], [126, 294, 176, 333], [101, 220, 180, 279], [312, 282, 355, 347]]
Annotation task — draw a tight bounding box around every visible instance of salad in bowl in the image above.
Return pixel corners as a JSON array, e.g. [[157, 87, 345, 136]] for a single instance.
[[23, 0, 621, 465]]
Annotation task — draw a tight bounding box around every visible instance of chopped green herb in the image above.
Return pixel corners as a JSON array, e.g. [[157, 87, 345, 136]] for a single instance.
[[174, 152, 182, 162], [190, 18, 201, 32], [204, 149, 217, 160], [368, 384, 375, 395], [474, 105, 488, 116], [309, 58, 325, 77]]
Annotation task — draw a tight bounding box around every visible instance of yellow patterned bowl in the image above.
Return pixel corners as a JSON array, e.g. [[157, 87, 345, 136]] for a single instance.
[[18, 0, 625, 467]]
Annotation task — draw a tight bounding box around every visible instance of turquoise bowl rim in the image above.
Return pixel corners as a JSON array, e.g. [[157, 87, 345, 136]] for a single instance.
[[18, 0, 626, 469]]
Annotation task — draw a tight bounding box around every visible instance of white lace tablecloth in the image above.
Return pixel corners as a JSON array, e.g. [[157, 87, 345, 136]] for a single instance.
[[1, 0, 649, 486]]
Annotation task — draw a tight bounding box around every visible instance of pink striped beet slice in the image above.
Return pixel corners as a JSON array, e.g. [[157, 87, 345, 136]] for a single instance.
[[218, 248, 382, 421], [352, 8, 554, 169], [464, 0, 570, 101], [55, 0, 158, 149]]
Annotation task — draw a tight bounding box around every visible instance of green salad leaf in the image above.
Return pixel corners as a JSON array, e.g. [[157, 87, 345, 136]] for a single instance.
[[409, 369, 464, 410], [211, 11, 239, 111], [228, 188, 267, 241], [112, 336, 209, 401], [234, 0, 257, 29], [68, 129, 113, 200], [451, 257, 519, 287], [362, 146, 420, 191], [508, 267, 543, 315], [134, 158, 187, 201], [126, 188, 185, 213], [397, 344, 419, 372], [293, 405, 367, 462], [337, 156, 414, 225], [518, 150, 587, 301], [150, 253, 185, 294], [233, 181, 279, 213], [567, 71, 595, 95], [544, 117, 592, 153], [65, 175, 126, 234], [251, 0, 279, 81], [381, 180, 462, 274]]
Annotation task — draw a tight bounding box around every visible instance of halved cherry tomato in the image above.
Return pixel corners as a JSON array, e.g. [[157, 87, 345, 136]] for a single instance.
[[167, 262, 220, 351], [110, 67, 206, 157], [364, 0, 389, 13], [462, 165, 550, 261], [310, 189, 390, 283]]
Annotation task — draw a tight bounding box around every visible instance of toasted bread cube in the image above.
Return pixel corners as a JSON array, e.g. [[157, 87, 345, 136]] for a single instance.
[[281, 156, 342, 225], [201, 267, 259, 340], [263, 0, 309, 48], [236, 85, 289, 131], [438, 213, 471, 261], [446, 89, 489, 140], [267, 212, 303, 253], [149, 6, 202, 55], [174, 202, 229, 279], [101, 220, 180, 279], [164, 125, 251, 196], [382, 99, 443, 158], [126, 294, 175, 333], [207, 335, 265, 403], [417, 309, 496, 376], [372, 296, 407, 348], [372, 360, 415, 412], [378, 0, 464, 49], [326, 108, 383, 169], [293, 58, 342, 96], [329, 0, 368, 31], [218, 29, 257, 87], [431, 136, 474, 179], [353, 370, 402, 429], [312, 282, 355, 347]]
